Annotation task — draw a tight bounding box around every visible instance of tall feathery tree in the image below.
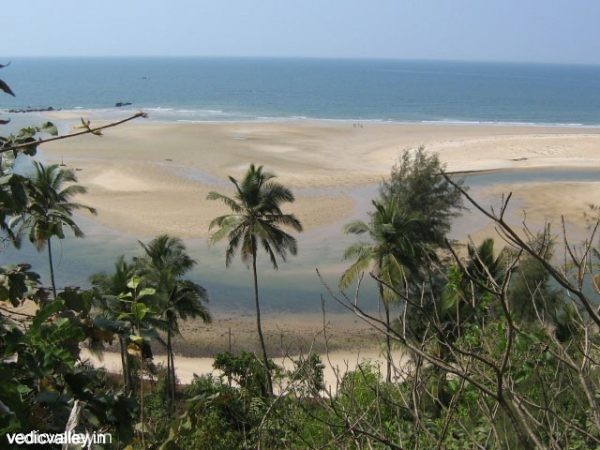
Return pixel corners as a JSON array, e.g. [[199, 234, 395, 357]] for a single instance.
[[12, 161, 96, 298], [208, 164, 302, 396], [380, 147, 464, 249], [340, 198, 426, 382], [136, 234, 211, 406]]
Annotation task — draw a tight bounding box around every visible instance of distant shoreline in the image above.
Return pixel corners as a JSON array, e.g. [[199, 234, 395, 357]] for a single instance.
[[6, 107, 600, 129]]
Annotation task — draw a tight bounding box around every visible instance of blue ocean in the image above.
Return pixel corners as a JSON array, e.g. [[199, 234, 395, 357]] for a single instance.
[[2, 57, 600, 125]]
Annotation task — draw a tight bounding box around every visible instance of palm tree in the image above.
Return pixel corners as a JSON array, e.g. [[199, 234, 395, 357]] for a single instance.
[[137, 234, 211, 405], [90, 255, 137, 392], [207, 164, 302, 396], [12, 161, 96, 298], [340, 197, 426, 382], [163, 280, 210, 402], [465, 238, 505, 288], [92, 262, 167, 396]]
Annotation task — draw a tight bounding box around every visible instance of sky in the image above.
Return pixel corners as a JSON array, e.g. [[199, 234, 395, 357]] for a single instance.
[[4, 0, 600, 65]]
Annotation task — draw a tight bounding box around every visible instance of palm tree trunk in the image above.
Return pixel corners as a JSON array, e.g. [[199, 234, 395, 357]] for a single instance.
[[170, 348, 176, 404], [379, 283, 392, 383], [384, 301, 392, 383], [167, 327, 176, 406], [47, 237, 57, 299], [252, 244, 273, 396], [166, 328, 171, 403]]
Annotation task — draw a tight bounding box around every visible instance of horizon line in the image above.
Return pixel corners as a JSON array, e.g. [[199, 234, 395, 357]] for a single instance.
[[2, 55, 600, 68]]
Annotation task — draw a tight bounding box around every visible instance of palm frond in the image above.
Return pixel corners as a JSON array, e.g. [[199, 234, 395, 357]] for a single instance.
[[343, 220, 370, 235], [225, 230, 243, 267], [267, 213, 303, 232], [260, 239, 279, 269], [240, 231, 254, 265], [59, 184, 87, 197], [208, 213, 236, 231], [256, 220, 298, 260], [339, 253, 372, 290], [343, 242, 372, 261], [206, 191, 242, 213], [209, 215, 243, 245], [261, 182, 295, 205]]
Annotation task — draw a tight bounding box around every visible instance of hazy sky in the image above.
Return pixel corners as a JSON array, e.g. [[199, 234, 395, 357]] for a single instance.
[[4, 0, 600, 64]]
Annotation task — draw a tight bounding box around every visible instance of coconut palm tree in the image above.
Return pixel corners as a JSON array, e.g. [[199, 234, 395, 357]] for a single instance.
[[465, 238, 505, 288], [440, 238, 506, 341], [137, 234, 195, 291], [163, 280, 210, 402], [136, 234, 211, 405], [207, 164, 302, 396], [340, 197, 426, 382], [90, 255, 137, 392], [12, 161, 96, 298]]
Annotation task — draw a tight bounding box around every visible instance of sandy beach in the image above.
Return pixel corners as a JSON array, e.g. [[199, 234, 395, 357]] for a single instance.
[[41, 119, 600, 240], [82, 310, 409, 394], [82, 346, 409, 393]]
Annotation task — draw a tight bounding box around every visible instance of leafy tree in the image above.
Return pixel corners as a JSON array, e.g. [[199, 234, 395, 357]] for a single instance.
[[374, 148, 466, 369], [213, 351, 278, 398], [340, 197, 426, 382], [163, 373, 263, 450], [0, 65, 53, 246], [208, 164, 302, 396], [90, 255, 138, 392], [0, 173, 28, 247], [1, 127, 59, 247], [136, 234, 211, 406], [381, 146, 464, 249], [0, 263, 42, 307], [0, 290, 137, 446], [162, 352, 287, 449], [11, 161, 96, 298], [115, 275, 158, 447]]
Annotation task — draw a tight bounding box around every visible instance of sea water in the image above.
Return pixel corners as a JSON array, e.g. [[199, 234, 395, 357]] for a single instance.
[[2, 57, 600, 126]]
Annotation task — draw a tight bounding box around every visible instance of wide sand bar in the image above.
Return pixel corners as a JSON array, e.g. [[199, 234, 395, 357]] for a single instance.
[[42, 119, 600, 239]]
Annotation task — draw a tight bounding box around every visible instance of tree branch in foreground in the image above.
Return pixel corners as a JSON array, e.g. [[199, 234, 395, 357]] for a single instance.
[[0, 111, 148, 154]]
